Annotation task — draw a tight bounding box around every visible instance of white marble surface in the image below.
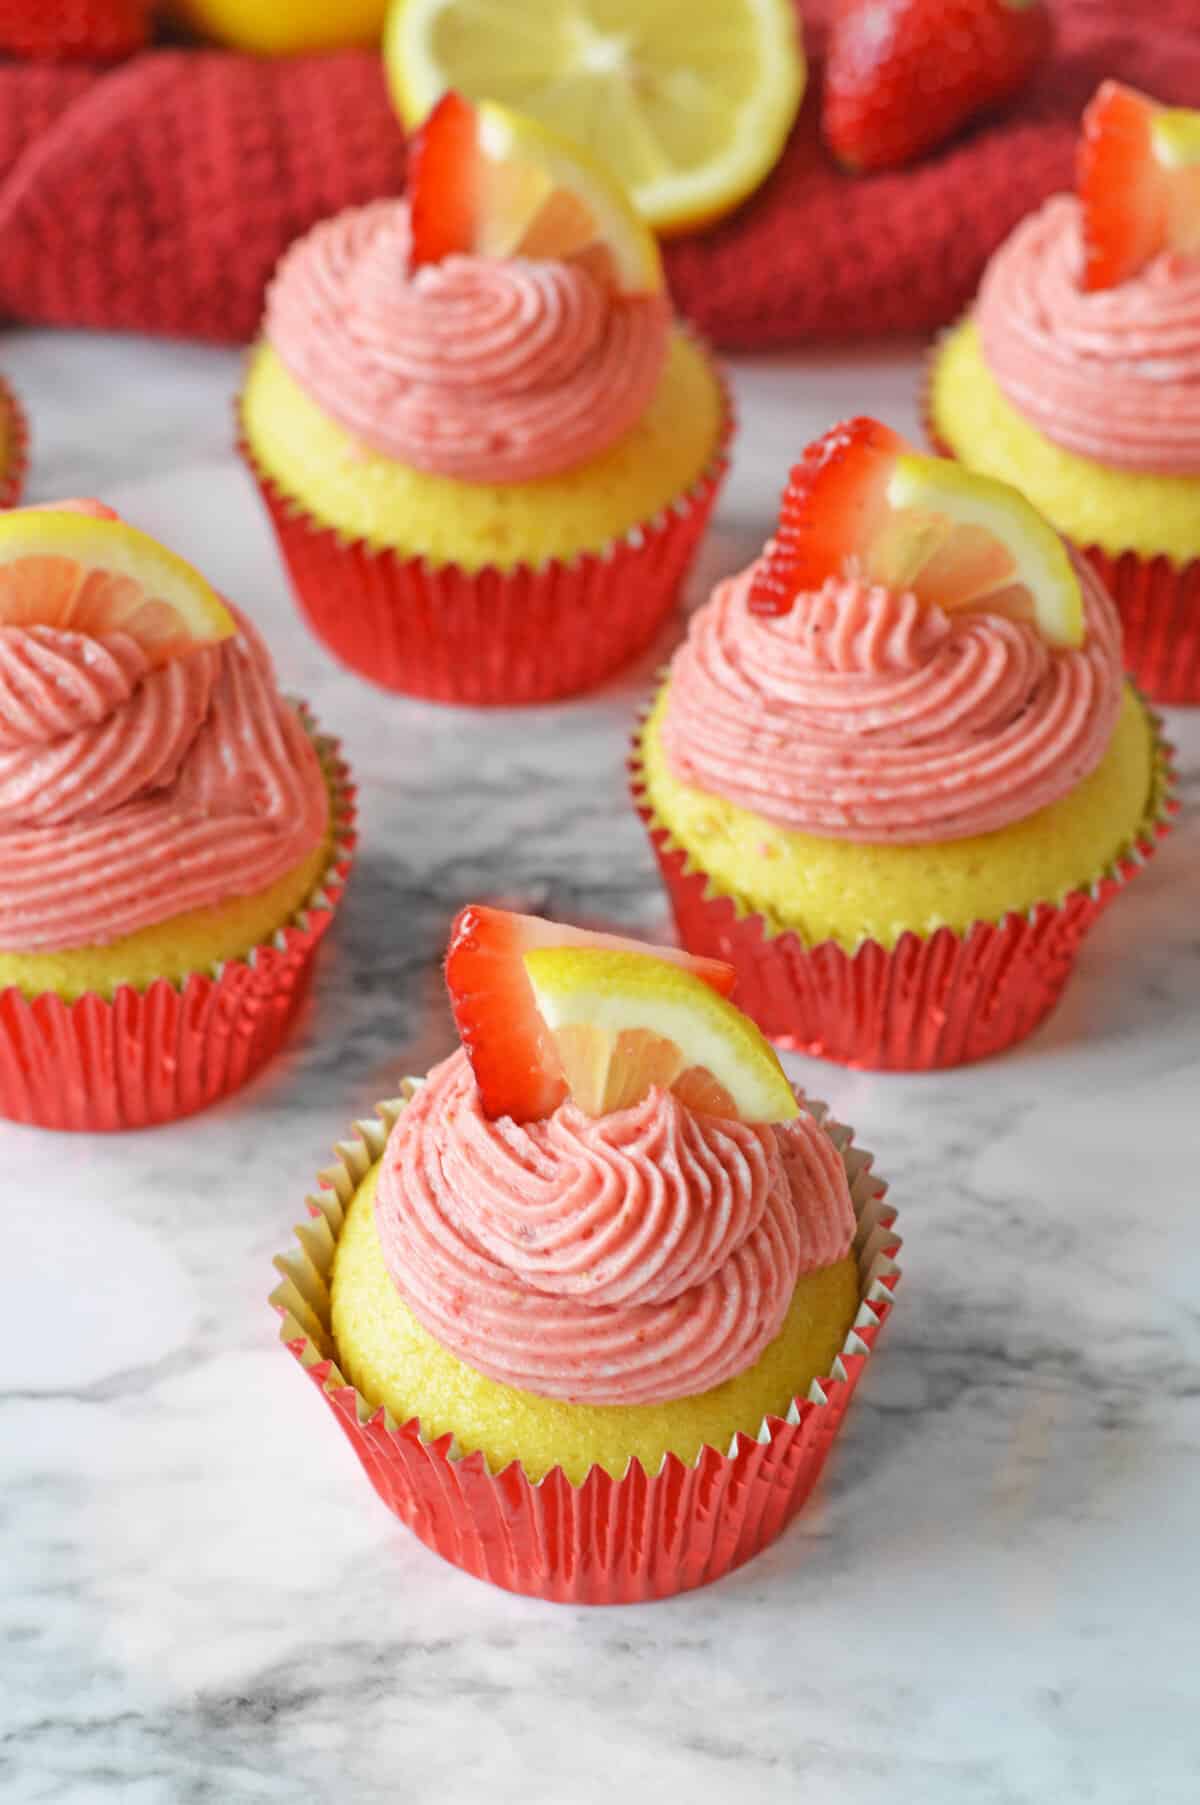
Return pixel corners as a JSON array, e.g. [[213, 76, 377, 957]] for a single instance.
[[1, 327, 1198, 1805]]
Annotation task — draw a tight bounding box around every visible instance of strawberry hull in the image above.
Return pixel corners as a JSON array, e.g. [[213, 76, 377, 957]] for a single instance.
[[271, 1085, 901, 1605], [631, 715, 1176, 1072]]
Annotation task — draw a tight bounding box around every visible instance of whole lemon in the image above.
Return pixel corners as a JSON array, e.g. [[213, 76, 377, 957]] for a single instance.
[[170, 0, 388, 53]]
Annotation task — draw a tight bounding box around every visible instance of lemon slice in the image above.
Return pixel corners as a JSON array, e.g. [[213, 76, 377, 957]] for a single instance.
[[169, 0, 388, 53], [880, 455, 1084, 648], [755, 421, 1085, 649], [523, 947, 798, 1123], [386, 0, 805, 234], [0, 510, 236, 664], [412, 94, 664, 292]]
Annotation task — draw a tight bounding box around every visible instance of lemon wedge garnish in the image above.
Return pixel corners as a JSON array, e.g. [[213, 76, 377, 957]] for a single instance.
[[523, 947, 798, 1123]]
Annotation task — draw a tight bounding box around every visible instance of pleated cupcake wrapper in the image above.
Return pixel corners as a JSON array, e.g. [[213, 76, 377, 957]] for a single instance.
[[0, 374, 29, 509], [236, 356, 733, 706], [921, 331, 1200, 706], [270, 1083, 900, 1605], [0, 715, 355, 1131], [630, 704, 1177, 1071]]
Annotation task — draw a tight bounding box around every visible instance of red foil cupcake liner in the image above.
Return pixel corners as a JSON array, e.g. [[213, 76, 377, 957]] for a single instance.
[[0, 375, 29, 509], [271, 1085, 900, 1605], [0, 720, 355, 1131], [237, 370, 733, 706], [922, 341, 1200, 706], [1073, 547, 1200, 707], [631, 713, 1176, 1071]]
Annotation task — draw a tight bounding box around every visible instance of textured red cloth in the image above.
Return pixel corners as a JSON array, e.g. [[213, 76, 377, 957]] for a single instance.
[[0, 0, 149, 62], [0, 1, 1197, 347]]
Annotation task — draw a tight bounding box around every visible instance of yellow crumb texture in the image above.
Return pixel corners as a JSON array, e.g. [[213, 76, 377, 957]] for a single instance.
[[0, 826, 334, 1002], [638, 683, 1155, 951], [330, 1161, 861, 1485], [239, 332, 725, 572], [930, 319, 1200, 563]]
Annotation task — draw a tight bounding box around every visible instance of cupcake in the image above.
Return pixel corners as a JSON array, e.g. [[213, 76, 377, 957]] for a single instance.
[[240, 94, 730, 706], [0, 374, 28, 509], [634, 417, 1175, 1071], [272, 905, 899, 1604], [928, 81, 1200, 704], [0, 501, 354, 1130]]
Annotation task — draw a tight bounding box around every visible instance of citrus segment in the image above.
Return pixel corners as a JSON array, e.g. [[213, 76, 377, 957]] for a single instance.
[[523, 947, 798, 1123], [884, 453, 1083, 647], [386, 0, 805, 234], [444, 905, 735, 1124], [1079, 81, 1200, 291], [408, 91, 663, 292], [751, 417, 1084, 649], [0, 510, 235, 665]]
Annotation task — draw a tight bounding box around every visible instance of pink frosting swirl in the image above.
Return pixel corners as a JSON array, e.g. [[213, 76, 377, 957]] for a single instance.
[[658, 555, 1123, 844], [374, 1049, 855, 1407], [264, 201, 670, 482], [0, 610, 329, 951], [977, 195, 1200, 474]]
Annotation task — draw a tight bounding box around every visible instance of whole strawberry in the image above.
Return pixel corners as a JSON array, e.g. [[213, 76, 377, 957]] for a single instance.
[[0, 0, 151, 60], [823, 0, 1052, 174]]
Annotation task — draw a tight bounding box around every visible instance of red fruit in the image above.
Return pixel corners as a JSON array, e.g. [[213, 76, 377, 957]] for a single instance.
[[1078, 81, 1200, 293], [0, 0, 150, 60], [408, 91, 480, 271], [823, 0, 1052, 175], [750, 417, 908, 617], [444, 905, 735, 1123]]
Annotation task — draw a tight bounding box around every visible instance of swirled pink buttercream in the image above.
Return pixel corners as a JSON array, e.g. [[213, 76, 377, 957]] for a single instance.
[[658, 554, 1123, 843], [0, 610, 329, 951], [373, 1049, 854, 1406], [264, 201, 670, 482], [977, 195, 1200, 474]]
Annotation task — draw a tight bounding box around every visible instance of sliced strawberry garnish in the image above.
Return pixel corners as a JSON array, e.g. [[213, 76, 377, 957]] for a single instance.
[[750, 417, 907, 617], [749, 416, 1083, 646], [1079, 81, 1200, 293], [409, 91, 480, 271], [406, 91, 663, 291], [445, 904, 735, 1123], [823, 0, 1052, 176]]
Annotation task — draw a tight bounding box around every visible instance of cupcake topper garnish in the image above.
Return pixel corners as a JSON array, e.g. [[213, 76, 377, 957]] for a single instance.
[[747, 416, 1084, 649], [407, 91, 664, 294], [1078, 81, 1200, 294], [0, 501, 235, 666], [444, 904, 797, 1127]]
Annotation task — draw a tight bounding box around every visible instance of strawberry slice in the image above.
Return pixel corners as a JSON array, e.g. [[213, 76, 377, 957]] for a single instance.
[[823, 0, 1052, 176], [444, 904, 735, 1123], [406, 89, 663, 291], [408, 91, 480, 270], [749, 416, 1084, 648], [750, 417, 907, 617], [0, 0, 150, 60], [1078, 82, 1200, 293]]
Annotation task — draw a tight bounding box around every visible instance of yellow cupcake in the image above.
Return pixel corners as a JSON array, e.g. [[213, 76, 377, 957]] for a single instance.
[[329, 1159, 861, 1485], [929, 319, 1200, 565], [241, 100, 733, 702], [638, 681, 1161, 952], [0, 774, 338, 1004], [242, 329, 724, 574]]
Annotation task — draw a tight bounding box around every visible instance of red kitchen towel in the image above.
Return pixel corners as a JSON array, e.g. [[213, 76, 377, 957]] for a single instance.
[[0, 0, 1197, 348]]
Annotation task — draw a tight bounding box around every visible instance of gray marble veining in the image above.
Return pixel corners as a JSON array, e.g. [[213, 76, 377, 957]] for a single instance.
[[1, 329, 1197, 1805]]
